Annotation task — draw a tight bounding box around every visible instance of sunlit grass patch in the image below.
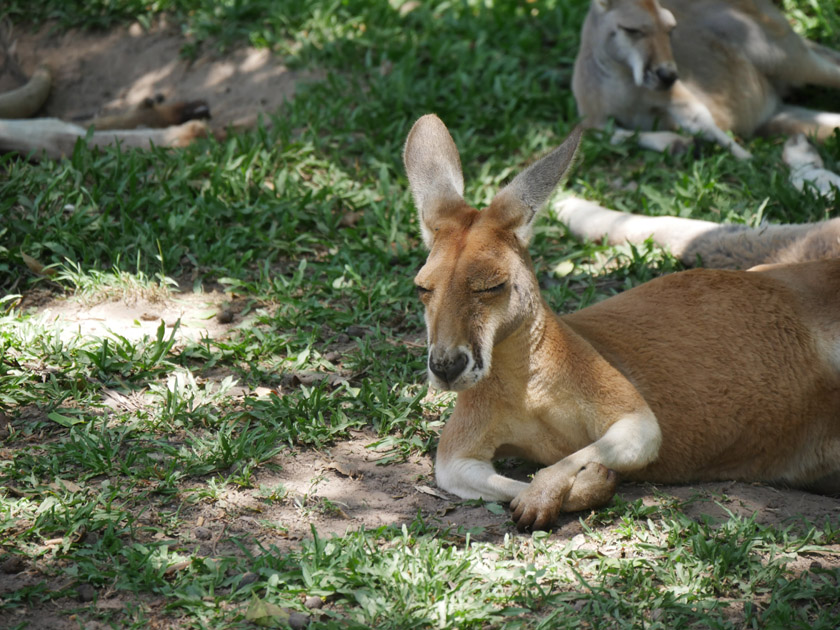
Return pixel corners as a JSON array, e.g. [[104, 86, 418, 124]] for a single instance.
[[53, 260, 178, 305]]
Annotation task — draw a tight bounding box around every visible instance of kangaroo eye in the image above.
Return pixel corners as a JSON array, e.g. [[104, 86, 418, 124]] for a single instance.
[[621, 26, 643, 37], [477, 282, 506, 295], [415, 285, 432, 298]]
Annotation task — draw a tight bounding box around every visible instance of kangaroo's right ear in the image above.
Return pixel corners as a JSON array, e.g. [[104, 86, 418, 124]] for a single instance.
[[403, 114, 466, 248], [593, 0, 614, 12]]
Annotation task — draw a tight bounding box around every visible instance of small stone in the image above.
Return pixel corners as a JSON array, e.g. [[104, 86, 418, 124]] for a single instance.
[[1, 555, 25, 574], [570, 534, 586, 550], [288, 611, 310, 629], [0, 411, 10, 439], [344, 325, 367, 338], [193, 526, 212, 541], [216, 308, 235, 324], [76, 583, 96, 602], [304, 595, 324, 610], [237, 571, 259, 590], [293, 372, 325, 387]]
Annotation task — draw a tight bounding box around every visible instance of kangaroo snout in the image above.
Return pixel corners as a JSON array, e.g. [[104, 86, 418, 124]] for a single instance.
[[655, 65, 678, 89], [428, 347, 469, 388]]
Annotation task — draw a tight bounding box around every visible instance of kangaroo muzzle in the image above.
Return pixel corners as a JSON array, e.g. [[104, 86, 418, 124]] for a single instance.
[[428, 345, 473, 390]]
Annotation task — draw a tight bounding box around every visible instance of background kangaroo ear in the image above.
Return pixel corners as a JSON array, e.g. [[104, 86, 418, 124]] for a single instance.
[[403, 114, 466, 248], [487, 126, 582, 245]]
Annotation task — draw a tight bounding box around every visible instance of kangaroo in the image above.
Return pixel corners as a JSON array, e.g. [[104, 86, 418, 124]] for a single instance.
[[404, 114, 840, 530], [0, 66, 211, 160], [555, 195, 840, 270], [0, 118, 209, 160], [573, 0, 840, 159]]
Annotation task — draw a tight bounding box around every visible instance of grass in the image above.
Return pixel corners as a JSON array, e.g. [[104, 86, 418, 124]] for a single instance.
[[2, 0, 840, 628]]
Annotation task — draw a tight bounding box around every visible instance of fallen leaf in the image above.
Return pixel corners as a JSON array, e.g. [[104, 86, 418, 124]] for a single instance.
[[163, 560, 191, 576], [47, 412, 85, 427], [339, 211, 363, 228], [325, 461, 361, 479], [245, 596, 291, 628], [50, 478, 83, 493], [484, 502, 505, 515], [414, 484, 449, 500], [552, 260, 575, 278], [21, 249, 56, 276]]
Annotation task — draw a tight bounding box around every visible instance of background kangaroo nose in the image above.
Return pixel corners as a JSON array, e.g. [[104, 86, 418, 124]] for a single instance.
[[656, 66, 678, 88], [429, 351, 468, 384]]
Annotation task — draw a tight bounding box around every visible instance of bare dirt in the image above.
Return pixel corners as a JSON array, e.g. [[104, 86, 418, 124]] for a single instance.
[[0, 17, 319, 132]]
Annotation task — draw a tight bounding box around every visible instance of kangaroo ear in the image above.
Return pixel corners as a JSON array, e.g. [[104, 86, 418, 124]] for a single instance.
[[487, 126, 582, 245], [404, 114, 466, 248], [593, 0, 614, 13]]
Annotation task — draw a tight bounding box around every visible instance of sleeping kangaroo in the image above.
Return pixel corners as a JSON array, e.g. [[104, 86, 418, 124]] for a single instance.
[[404, 114, 840, 530], [573, 0, 840, 159], [555, 195, 840, 270]]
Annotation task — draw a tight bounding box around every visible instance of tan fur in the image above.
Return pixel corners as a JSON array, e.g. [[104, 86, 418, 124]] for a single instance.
[[405, 115, 840, 530], [555, 195, 840, 269], [88, 98, 211, 131], [0, 65, 51, 119], [0, 70, 210, 159], [0, 118, 208, 160], [573, 0, 840, 158]]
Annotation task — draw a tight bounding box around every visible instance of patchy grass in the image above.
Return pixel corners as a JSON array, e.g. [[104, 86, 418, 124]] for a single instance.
[[2, 0, 840, 629]]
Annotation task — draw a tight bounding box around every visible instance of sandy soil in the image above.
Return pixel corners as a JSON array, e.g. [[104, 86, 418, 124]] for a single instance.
[[0, 17, 319, 132], [4, 423, 839, 629]]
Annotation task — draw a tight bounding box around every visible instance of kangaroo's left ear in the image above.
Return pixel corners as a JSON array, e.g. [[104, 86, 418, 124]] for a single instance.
[[404, 114, 467, 249], [486, 126, 582, 245], [592, 0, 614, 13]]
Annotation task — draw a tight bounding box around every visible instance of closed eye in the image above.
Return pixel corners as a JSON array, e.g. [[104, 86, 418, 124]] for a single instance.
[[415, 284, 432, 298], [476, 282, 506, 295], [620, 26, 643, 37]]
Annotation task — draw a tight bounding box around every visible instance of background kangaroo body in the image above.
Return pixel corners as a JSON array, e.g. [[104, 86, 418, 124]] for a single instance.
[[573, 0, 840, 158], [405, 114, 840, 530], [555, 195, 840, 269]]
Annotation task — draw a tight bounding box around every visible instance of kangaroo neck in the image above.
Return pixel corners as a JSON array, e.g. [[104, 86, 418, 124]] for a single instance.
[[478, 298, 570, 393]]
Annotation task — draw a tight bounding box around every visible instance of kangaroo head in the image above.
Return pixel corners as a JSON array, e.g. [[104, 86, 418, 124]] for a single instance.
[[404, 115, 581, 391], [594, 0, 678, 90]]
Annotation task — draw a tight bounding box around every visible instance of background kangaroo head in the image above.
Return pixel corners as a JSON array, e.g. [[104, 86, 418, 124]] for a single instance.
[[593, 0, 678, 90], [404, 114, 581, 391]]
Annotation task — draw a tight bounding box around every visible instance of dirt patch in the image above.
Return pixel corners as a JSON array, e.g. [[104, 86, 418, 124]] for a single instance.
[[0, 17, 320, 131], [176, 436, 840, 553], [175, 431, 514, 555], [3, 427, 840, 629], [25, 289, 242, 346]]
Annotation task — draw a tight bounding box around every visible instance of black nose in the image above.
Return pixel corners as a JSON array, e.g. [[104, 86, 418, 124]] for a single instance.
[[429, 351, 469, 384], [656, 66, 678, 88]]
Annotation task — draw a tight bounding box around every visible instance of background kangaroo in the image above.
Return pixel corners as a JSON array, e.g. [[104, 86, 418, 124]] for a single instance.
[[555, 195, 840, 269], [405, 114, 840, 530], [573, 0, 840, 159]]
